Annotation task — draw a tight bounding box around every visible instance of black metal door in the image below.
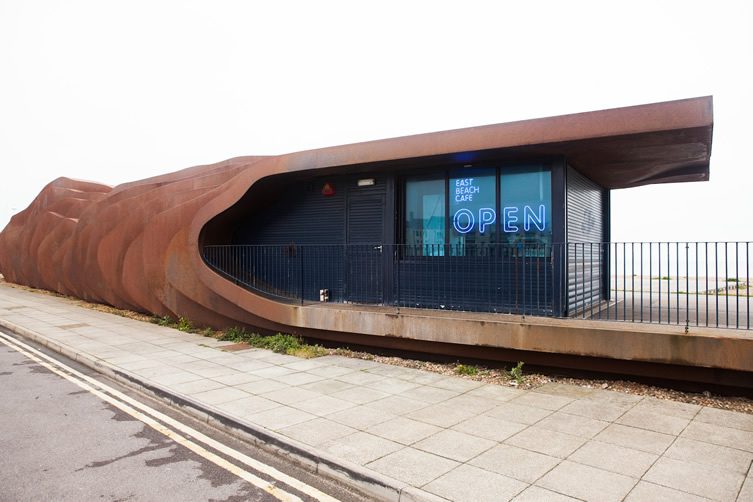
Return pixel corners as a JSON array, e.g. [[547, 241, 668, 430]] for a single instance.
[[346, 194, 385, 304]]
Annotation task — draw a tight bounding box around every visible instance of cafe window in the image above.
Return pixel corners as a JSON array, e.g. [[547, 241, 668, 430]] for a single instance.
[[404, 177, 445, 256], [402, 163, 552, 255], [500, 165, 552, 247], [449, 167, 496, 255]]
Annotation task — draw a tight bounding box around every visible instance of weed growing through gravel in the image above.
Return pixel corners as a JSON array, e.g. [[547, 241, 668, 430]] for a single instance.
[[177, 317, 193, 332], [454, 364, 479, 376], [220, 328, 327, 358], [509, 361, 525, 385]]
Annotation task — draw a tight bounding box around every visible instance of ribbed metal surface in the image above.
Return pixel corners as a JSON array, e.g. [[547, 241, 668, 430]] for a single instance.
[[237, 181, 346, 245], [566, 166, 606, 315]]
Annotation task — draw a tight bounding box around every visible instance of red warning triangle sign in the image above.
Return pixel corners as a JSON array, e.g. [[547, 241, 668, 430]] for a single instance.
[[321, 182, 335, 196]]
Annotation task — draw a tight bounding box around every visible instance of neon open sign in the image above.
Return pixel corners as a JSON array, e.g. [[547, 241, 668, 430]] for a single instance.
[[452, 206, 546, 233], [452, 177, 547, 234]]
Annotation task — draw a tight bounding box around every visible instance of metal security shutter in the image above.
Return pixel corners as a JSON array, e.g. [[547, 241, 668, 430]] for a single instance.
[[566, 165, 606, 315]]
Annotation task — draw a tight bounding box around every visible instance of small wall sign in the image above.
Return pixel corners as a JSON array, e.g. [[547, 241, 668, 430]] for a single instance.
[[321, 182, 335, 196]]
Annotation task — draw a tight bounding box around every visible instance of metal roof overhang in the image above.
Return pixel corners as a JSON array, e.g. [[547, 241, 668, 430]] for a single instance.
[[279, 96, 713, 190]]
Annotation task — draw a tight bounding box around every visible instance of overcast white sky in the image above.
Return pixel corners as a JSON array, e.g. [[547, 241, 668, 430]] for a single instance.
[[1, 1, 751, 241]]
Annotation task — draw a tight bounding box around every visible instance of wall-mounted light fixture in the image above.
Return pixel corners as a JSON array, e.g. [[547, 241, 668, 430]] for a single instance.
[[357, 178, 375, 187]]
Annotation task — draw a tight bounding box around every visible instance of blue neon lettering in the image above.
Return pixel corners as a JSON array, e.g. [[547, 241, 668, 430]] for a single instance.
[[453, 208, 474, 234], [478, 208, 496, 234], [503, 207, 519, 232], [523, 204, 546, 231]]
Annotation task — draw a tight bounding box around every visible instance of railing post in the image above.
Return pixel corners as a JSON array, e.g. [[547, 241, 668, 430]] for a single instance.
[[299, 245, 304, 305]]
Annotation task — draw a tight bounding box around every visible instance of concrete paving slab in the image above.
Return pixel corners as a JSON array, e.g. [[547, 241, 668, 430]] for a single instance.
[[259, 386, 321, 406], [224, 360, 274, 372], [585, 389, 644, 406], [248, 365, 297, 378], [326, 405, 397, 430], [365, 417, 442, 445], [397, 385, 459, 404], [663, 437, 753, 474], [559, 398, 634, 422], [271, 371, 327, 386], [466, 383, 523, 402], [536, 410, 609, 438], [214, 395, 281, 417], [513, 485, 580, 501], [624, 481, 712, 501], [280, 359, 327, 371], [537, 460, 638, 502], [427, 376, 484, 393], [305, 365, 356, 378], [616, 407, 691, 435], [189, 387, 251, 405], [367, 365, 425, 380], [535, 382, 595, 399], [362, 376, 421, 394], [133, 365, 194, 380], [423, 464, 527, 502], [739, 473, 753, 501], [334, 370, 384, 386], [406, 403, 479, 428], [365, 447, 459, 487], [328, 386, 391, 405], [319, 432, 402, 465], [177, 364, 238, 379], [484, 402, 553, 425], [643, 456, 746, 501], [695, 407, 753, 433], [633, 396, 701, 420], [210, 372, 261, 386], [317, 356, 382, 369], [595, 423, 675, 455], [681, 421, 753, 453], [235, 379, 288, 395], [168, 378, 228, 395], [470, 444, 560, 483], [291, 395, 356, 417], [568, 440, 658, 478], [277, 417, 357, 447], [363, 395, 428, 416], [510, 391, 574, 411], [246, 406, 317, 431], [451, 414, 527, 442], [413, 429, 496, 463], [149, 371, 204, 387], [506, 426, 587, 459], [297, 379, 354, 395], [405, 371, 448, 385], [439, 394, 498, 415]]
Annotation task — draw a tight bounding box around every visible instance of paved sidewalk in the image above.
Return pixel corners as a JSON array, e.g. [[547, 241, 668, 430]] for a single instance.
[[1, 284, 752, 502]]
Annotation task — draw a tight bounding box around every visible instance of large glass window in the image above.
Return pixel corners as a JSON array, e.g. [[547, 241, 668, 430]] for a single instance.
[[449, 167, 496, 255], [500, 165, 552, 247], [402, 164, 552, 255], [405, 178, 445, 256]]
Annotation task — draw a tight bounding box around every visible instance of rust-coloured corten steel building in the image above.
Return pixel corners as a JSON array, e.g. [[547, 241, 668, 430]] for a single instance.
[[4, 96, 742, 385]]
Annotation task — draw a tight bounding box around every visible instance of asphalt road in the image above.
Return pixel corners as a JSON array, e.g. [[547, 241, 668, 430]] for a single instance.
[[0, 329, 365, 502]]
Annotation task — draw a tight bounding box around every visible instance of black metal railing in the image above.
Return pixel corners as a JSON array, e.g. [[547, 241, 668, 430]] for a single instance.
[[202, 242, 751, 330]]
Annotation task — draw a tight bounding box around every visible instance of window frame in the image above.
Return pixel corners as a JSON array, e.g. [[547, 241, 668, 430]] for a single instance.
[[397, 160, 554, 258]]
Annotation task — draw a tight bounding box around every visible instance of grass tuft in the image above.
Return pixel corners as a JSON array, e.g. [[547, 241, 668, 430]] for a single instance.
[[454, 364, 479, 376]]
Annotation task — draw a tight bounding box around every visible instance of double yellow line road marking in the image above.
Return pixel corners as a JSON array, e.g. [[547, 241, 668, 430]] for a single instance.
[[0, 332, 341, 502]]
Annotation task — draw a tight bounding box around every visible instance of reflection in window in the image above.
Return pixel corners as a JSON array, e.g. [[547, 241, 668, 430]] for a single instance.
[[500, 165, 552, 253], [405, 178, 445, 256], [449, 167, 496, 256]]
